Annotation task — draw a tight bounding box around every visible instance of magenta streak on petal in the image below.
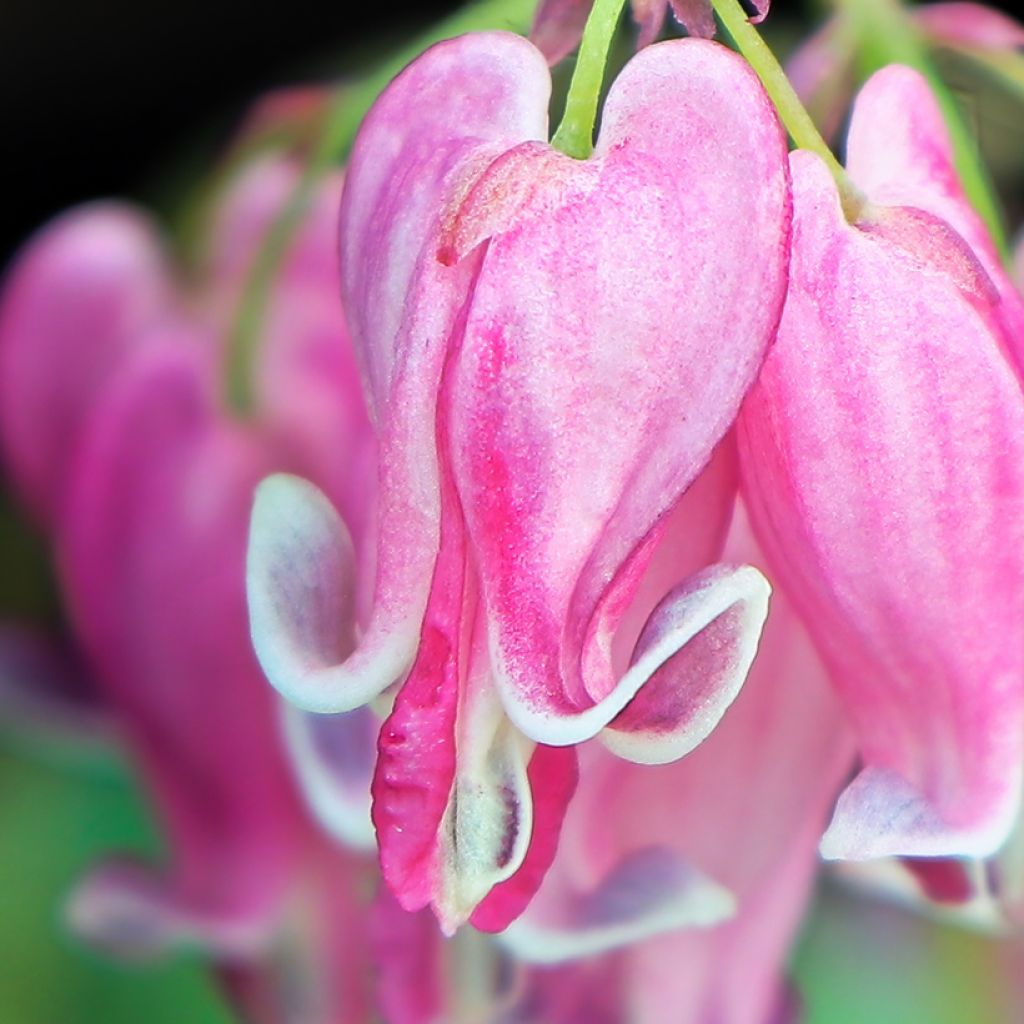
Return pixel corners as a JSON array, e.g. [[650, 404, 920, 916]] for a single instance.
[[902, 858, 975, 904], [326, 33, 552, 714], [371, 505, 463, 914]]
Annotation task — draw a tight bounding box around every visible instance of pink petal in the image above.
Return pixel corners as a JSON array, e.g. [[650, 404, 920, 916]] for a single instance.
[[370, 891, 446, 1024], [739, 145, 1024, 859], [332, 33, 552, 713], [0, 204, 174, 526], [445, 39, 789, 745], [632, 0, 673, 48], [247, 474, 363, 711], [67, 859, 272, 959], [845, 64, 1024, 373], [62, 341, 306, 927], [914, 2, 1024, 50], [530, 0, 593, 64]]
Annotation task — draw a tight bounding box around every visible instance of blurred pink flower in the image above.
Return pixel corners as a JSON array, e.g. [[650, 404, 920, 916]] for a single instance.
[[787, 3, 1024, 143], [0, 151, 379, 1019], [739, 65, 1024, 862], [247, 31, 791, 929]]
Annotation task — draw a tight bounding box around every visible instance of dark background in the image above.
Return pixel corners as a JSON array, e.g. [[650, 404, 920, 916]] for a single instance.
[[3, 0, 1023, 268], [0, 0, 464, 266]]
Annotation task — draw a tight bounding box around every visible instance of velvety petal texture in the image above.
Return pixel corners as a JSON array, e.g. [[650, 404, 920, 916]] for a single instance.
[[245, 30, 791, 925], [739, 66, 1024, 860]]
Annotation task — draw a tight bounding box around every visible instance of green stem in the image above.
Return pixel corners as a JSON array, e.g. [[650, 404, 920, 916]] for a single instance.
[[711, 0, 864, 220], [835, 0, 1007, 252], [226, 89, 349, 415], [550, 0, 628, 158]]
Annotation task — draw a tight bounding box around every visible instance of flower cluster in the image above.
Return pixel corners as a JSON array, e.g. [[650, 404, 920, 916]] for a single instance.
[[1, 1, 1023, 1022]]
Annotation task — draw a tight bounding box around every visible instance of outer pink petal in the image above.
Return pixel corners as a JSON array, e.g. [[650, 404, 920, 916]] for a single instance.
[[324, 33, 551, 713], [914, 2, 1024, 50], [845, 64, 1024, 372], [505, 511, 853, 1020], [530, 0, 593, 64], [0, 204, 174, 526], [373, 449, 572, 930], [61, 341, 306, 930], [739, 150, 1024, 859], [447, 39, 789, 746]]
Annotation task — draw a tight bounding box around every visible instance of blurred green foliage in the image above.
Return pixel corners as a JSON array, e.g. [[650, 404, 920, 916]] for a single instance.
[[0, 744, 235, 1023]]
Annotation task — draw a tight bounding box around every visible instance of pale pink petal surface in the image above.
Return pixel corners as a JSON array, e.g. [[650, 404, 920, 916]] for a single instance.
[[445, 38, 788, 745], [740, 69, 1024, 859]]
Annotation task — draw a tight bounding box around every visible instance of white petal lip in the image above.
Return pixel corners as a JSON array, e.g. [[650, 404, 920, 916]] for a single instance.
[[500, 848, 736, 965], [247, 473, 412, 713], [494, 564, 771, 754]]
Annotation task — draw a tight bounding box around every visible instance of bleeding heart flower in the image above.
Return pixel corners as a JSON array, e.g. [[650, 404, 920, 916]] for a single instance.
[[739, 64, 1024, 862], [248, 31, 791, 928]]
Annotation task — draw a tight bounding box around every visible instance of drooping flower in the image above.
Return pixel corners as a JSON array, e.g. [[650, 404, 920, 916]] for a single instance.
[[248, 31, 791, 928], [739, 64, 1024, 861]]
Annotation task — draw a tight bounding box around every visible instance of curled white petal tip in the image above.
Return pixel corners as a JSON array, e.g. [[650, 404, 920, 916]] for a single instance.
[[820, 766, 1018, 861], [497, 564, 770, 753], [247, 473, 403, 713], [500, 847, 736, 965]]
